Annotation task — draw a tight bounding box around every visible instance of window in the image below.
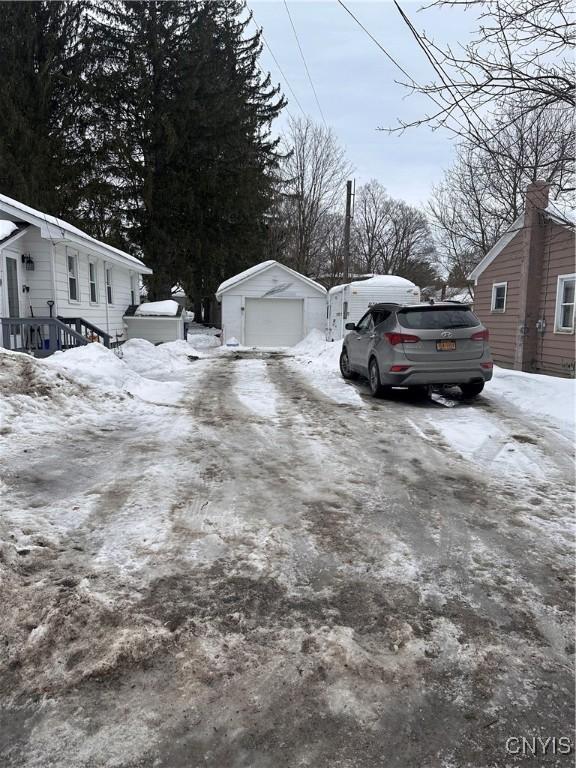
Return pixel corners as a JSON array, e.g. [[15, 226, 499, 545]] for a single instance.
[[343, 301, 349, 319], [372, 310, 391, 327], [398, 307, 480, 330], [491, 282, 507, 312], [89, 261, 98, 303], [356, 313, 374, 332], [106, 266, 113, 304], [555, 274, 575, 332], [67, 251, 79, 302]]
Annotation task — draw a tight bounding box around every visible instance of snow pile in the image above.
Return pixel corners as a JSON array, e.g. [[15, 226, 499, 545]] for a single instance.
[[289, 330, 363, 406], [188, 333, 221, 349], [187, 324, 221, 348], [121, 338, 202, 375], [46, 343, 142, 391], [487, 366, 575, 440], [46, 343, 185, 404], [135, 299, 180, 316], [0, 350, 118, 444]]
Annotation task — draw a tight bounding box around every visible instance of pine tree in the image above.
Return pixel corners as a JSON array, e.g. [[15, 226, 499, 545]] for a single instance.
[[91, 1, 285, 316], [0, 1, 91, 220]]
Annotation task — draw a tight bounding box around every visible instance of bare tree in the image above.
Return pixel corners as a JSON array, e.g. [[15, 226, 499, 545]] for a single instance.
[[352, 180, 439, 284], [428, 100, 574, 278], [279, 117, 352, 276], [352, 180, 393, 274], [392, 0, 575, 151]]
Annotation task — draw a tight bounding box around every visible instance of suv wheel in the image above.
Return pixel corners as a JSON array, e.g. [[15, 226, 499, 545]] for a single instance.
[[339, 348, 358, 380], [368, 357, 388, 397], [460, 380, 484, 398]]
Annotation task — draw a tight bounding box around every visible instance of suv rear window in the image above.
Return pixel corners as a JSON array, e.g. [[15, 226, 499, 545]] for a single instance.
[[397, 306, 480, 330]]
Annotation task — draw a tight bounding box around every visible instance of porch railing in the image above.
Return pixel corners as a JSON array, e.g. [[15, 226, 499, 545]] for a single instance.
[[57, 316, 111, 348], [1, 317, 90, 357]]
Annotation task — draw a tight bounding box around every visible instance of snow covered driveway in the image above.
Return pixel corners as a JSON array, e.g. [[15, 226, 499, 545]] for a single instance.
[[1, 344, 574, 767]]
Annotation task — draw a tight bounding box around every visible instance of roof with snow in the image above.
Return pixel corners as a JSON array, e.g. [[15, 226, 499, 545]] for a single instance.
[[134, 300, 182, 317], [0, 193, 152, 274], [329, 275, 418, 294], [216, 260, 326, 299]]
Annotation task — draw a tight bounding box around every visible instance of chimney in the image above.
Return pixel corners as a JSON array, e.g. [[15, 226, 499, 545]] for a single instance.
[[525, 180, 550, 214], [514, 181, 550, 371]]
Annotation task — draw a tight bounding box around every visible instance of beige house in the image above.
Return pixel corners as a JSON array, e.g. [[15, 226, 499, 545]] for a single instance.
[[470, 182, 575, 378]]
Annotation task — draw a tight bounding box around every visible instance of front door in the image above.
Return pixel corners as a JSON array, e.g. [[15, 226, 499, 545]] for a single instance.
[[5, 256, 20, 317]]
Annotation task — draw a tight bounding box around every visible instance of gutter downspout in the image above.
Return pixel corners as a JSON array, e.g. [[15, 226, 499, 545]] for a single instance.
[[50, 243, 59, 318], [104, 261, 110, 334]]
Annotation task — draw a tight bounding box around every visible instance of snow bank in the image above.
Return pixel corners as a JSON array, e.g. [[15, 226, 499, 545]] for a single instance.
[[187, 333, 221, 348], [121, 338, 202, 375], [46, 343, 141, 391], [487, 366, 575, 439], [187, 324, 221, 348], [46, 342, 186, 404], [289, 330, 363, 406], [135, 299, 180, 316]]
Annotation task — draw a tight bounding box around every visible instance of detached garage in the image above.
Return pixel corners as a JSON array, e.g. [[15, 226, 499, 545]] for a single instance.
[[216, 261, 327, 347]]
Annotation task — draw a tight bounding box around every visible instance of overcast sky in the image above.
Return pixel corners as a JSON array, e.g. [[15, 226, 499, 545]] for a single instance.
[[249, 0, 480, 209]]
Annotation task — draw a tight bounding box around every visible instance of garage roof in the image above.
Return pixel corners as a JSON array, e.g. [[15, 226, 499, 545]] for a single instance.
[[216, 260, 327, 299]]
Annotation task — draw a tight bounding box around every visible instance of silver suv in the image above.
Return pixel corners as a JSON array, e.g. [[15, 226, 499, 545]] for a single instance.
[[339, 302, 493, 398]]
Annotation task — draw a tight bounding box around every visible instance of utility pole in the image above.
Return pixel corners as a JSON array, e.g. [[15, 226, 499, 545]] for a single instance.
[[343, 179, 353, 283]]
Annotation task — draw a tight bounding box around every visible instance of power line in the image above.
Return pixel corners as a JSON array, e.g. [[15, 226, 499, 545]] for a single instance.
[[335, 0, 418, 89], [336, 0, 540, 168], [249, 8, 307, 119], [393, 1, 527, 165], [283, 0, 328, 128]]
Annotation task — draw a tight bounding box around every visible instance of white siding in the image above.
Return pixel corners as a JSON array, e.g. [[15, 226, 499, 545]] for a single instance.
[[222, 294, 242, 342], [54, 244, 135, 339], [0, 229, 53, 318], [219, 264, 326, 345], [328, 283, 421, 341], [124, 316, 184, 344]]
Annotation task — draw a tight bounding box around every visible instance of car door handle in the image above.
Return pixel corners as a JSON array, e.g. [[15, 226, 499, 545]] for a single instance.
[[368, 333, 376, 339]]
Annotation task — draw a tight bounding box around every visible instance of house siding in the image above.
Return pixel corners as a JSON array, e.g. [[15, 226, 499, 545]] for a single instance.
[[474, 234, 523, 369], [474, 218, 575, 377], [0, 229, 53, 318], [537, 223, 575, 377], [1, 222, 145, 347], [54, 243, 135, 340], [219, 263, 327, 345]]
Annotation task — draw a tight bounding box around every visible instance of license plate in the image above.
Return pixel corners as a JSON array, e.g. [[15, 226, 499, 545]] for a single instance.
[[436, 340, 456, 351]]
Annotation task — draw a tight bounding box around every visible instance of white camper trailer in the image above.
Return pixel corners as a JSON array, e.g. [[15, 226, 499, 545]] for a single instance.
[[326, 275, 420, 341]]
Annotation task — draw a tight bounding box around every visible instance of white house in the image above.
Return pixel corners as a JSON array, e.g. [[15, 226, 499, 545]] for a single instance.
[[216, 260, 327, 346], [0, 193, 151, 355]]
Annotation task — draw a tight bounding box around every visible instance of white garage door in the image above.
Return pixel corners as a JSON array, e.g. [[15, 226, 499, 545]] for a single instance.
[[244, 298, 304, 347]]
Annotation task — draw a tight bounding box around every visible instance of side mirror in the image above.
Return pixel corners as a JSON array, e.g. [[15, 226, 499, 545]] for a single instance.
[[345, 322, 356, 331]]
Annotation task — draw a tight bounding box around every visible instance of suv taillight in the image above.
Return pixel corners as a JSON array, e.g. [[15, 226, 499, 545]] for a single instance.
[[384, 332, 420, 346], [471, 329, 489, 341]]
